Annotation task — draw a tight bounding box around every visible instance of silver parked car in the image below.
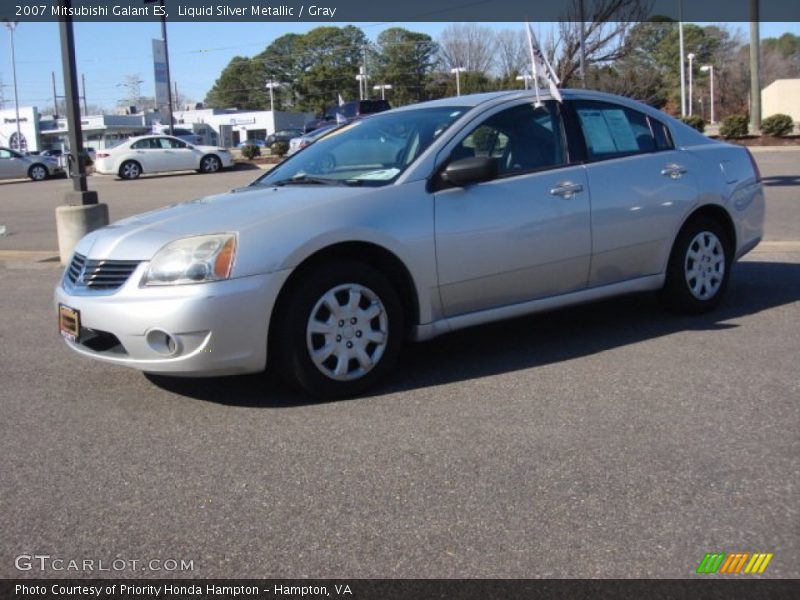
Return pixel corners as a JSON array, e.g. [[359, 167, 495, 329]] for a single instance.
[[0, 147, 64, 181], [55, 90, 764, 398]]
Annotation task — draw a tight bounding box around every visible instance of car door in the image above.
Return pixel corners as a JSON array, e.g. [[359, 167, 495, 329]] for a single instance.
[[434, 101, 592, 317], [129, 138, 163, 172], [569, 100, 699, 286], [162, 137, 198, 170]]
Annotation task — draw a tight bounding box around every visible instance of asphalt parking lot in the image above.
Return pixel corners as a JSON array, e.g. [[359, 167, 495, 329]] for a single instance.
[[1, 152, 798, 578]]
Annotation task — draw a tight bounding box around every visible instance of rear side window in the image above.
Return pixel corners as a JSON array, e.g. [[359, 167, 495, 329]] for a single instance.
[[574, 100, 661, 161], [131, 139, 156, 149], [649, 117, 674, 151]]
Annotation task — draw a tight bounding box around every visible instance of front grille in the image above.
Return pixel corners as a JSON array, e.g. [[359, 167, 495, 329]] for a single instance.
[[66, 252, 141, 291]]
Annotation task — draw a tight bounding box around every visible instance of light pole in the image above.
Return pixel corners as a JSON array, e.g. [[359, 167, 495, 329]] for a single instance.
[[450, 67, 466, 96], [372, 84, 392, 100], [515, 73, 532, 90], [265, 81, 281, 112], [144, 0, 173, 135], [700, 65, 715, 124], [55, 0, 108, 265], [687, 52, 696, 116], [3, 21, 22, 151]]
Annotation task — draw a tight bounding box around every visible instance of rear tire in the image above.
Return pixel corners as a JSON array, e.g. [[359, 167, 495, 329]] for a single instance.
[[119, 160, 141, 180], [28, 164, 48, 181], [274, 260, 404, 399], [663, 217, 731, 314]]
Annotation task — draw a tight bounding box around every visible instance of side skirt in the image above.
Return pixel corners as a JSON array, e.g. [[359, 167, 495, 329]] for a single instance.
[[412, 274, 666, 342]]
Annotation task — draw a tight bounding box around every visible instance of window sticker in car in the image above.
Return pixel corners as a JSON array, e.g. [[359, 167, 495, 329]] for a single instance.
[[603, 109, 639, 152], [579, 110, 617, 154]]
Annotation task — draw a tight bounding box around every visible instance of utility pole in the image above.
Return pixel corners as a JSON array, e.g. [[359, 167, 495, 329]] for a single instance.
[[55, 0, 108, 264], [749, 0, 761, 133], [173, 80, 179, 110], [52, 71, 59, 117], [81, 73, 87, 115]]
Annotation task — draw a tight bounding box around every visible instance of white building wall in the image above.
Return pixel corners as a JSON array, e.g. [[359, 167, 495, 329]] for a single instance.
[[762, 79, 800, 126]]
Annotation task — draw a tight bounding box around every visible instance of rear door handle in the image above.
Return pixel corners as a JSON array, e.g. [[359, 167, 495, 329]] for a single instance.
[[661, 164, 688, 179], [550, 181, 584, 199]]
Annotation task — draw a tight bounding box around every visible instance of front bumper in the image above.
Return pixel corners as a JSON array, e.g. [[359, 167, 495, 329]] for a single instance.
[[54, 265, 291, 376]]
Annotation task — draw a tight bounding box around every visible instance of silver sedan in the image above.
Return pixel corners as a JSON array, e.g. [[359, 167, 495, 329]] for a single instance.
[[55, 90, 764, 398], [0, 147, 64, 181]]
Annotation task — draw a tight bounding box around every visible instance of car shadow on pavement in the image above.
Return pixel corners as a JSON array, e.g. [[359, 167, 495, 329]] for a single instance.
[[146, 260, 800, 407]]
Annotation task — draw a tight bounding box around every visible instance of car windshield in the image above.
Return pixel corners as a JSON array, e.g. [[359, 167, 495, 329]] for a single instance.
[[255, 106, 468, 187]]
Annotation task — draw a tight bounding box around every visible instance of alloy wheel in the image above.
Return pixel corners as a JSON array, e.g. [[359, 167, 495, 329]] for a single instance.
[[684, 231, 725, 301]]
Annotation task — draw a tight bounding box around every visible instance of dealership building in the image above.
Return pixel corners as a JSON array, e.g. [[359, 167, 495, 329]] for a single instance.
[[0, 105, 313, 153]]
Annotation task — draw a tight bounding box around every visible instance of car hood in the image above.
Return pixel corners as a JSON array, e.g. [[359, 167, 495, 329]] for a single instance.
[[73, 184, 374, 262]]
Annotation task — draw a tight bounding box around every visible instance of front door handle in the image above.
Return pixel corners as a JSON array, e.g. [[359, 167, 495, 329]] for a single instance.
[[550, 181, 584, 199], [661, 164, 688, 179]]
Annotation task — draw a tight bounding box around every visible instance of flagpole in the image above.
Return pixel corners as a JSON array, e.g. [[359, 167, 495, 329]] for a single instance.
[[525, 21, 542, 107]]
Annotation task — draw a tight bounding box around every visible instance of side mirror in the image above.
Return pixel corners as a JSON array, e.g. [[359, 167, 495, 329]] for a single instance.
[[186, 144, 195, 150], [443, 156, 498, 187]]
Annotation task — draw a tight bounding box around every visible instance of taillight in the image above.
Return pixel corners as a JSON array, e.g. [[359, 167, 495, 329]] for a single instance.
[[745, 148, 762, 183], [96, 152, 110, 158]]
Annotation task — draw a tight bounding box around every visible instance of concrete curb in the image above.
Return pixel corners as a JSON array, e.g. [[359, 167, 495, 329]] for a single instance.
[[745, 146, 800, 153]]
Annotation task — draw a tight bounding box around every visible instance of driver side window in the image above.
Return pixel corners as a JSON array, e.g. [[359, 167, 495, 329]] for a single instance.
[[452, 102, 566, 177]]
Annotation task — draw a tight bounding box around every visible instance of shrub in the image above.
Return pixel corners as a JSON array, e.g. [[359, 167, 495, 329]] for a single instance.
[[719, 114, 749, 139], [241, 144, 260, 160], [270, 140, 289, 157], [761, 113, 794, 137], [680, 115, 705, 133]]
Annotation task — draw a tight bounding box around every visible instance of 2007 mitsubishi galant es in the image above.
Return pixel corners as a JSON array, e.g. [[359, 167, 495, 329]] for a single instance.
[[55, 90, 764, 398]]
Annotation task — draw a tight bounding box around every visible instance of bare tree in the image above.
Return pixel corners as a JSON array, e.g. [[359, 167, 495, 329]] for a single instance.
[[551, 0, 653, 86], [495, 29, 528, 78], [438, 23, 496, 74]]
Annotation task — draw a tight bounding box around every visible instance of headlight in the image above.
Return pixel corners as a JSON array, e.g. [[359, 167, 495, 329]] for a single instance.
[[142, 234, 237, 286]]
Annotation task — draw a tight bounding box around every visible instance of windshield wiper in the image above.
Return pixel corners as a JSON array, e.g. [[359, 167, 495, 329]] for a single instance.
[[271, 175, 348, 186]]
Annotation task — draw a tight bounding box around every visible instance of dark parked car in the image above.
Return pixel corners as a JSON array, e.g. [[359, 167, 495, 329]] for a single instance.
[[304, 99, 391, 133], [265, 129, 303, 145]]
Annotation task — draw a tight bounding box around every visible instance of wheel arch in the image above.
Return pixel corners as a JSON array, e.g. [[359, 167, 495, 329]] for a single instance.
[[200, 153, 222, 171], [679, 204, 737, 253], [268, 241, 421, 353], [118, 159, 143, 176]]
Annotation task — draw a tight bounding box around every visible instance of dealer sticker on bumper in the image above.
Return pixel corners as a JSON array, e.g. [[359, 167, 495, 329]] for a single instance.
[[58, 304, 80, 342]]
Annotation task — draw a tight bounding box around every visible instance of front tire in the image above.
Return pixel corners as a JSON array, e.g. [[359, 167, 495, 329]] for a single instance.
[[119, 160, 141, 180], [276, 260, 404, 399], [663, 217, 731, 313], [199, 154, 222, 174], [28, 164, 48, 181]]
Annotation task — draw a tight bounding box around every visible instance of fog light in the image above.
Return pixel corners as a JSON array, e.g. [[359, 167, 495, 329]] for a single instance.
[[146, 329, 179, 356]]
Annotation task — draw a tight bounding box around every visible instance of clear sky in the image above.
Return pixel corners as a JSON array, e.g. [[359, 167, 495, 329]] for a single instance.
[[1, 21, 798, 111]]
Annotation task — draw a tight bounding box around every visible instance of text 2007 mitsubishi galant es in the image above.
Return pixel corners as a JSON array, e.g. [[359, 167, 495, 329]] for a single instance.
[[56, 90, 764, 398]]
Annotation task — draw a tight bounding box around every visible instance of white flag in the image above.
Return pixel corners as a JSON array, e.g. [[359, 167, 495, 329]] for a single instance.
[[338, 94, 345, 106], [525, 22, 563, 103]]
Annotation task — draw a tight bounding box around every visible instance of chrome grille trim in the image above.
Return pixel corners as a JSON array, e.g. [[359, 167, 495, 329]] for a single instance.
[[65, 252, 141, 292]]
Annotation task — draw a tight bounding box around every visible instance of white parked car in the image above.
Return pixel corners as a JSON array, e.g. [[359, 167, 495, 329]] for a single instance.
[[0, 146, 64, 181], [94, 135, 233, 180], [56, 90, 764, 398]]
